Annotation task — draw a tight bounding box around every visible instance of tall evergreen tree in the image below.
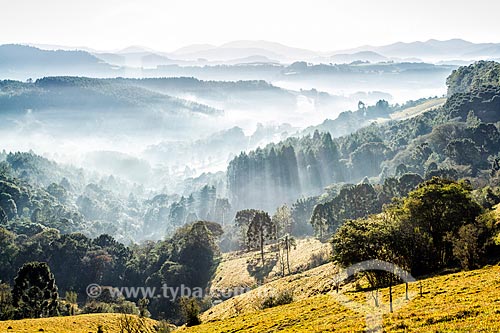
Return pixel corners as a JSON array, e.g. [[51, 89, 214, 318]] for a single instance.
[[13, 262, 59, 318]]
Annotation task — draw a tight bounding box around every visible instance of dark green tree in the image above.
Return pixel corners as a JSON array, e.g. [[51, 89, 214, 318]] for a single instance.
[[242, 210, 277, 265], [309, 203, 329, 240], [401, 178, 482, 270], [0, 283, 14, 320], [12, 262, 59, 318]]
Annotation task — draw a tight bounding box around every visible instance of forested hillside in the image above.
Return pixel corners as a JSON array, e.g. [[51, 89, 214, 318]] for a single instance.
[[0, 77, 221, 116], [447, 60, 500, 95], [0, 151, 228, 242], [228, 61, 500, 211]]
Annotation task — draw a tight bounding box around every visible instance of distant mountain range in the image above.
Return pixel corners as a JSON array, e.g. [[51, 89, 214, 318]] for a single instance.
[[0, 43, 456, 81], [328, 51, 389, 64], [19, 39, 499, 68], [1, 39, 498, 81], [336, 39, 500, 62], [169, 40, 317, 63]]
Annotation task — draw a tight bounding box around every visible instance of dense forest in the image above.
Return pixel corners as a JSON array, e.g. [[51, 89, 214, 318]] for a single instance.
[[0, 77, 222, 116], [228, 62, 500, 211]]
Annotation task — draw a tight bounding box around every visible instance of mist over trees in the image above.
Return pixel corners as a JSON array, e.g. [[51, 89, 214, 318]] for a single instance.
[[228, 131, 339, 211], [226, 62, 500, 212]]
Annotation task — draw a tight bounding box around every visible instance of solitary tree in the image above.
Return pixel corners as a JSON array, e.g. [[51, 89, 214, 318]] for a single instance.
[[179, 297, 201, 327], [278, 234, 297, 275], [245, 210, 277, 265], [309, 204, 329, 240], [64, 291, 77, 316], [272, 204, 292, 236], [13, 262, 59, 318]]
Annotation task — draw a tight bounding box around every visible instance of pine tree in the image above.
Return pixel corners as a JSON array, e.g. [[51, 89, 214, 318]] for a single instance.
[[13, 262, 59, 318], [245, 210, 277, 265]]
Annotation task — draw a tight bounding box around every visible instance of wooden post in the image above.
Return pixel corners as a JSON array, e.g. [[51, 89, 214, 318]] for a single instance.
[[389, 280, 393, 313]]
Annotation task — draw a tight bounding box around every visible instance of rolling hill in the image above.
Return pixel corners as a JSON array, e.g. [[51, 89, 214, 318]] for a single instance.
[[0, 44, 117, 79], [181, 264, 500, 332]]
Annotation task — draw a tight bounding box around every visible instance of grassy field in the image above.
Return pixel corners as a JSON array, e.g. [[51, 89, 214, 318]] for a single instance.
[[182, 264, 500, 332], [390, 97, 447, 121], [210, 238, 331, 292], [0, 313, 158, 333], [203, 262, 338, 322]]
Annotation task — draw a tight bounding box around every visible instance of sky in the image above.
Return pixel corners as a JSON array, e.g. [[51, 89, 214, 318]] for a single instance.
[[1, 0, 500, 52]]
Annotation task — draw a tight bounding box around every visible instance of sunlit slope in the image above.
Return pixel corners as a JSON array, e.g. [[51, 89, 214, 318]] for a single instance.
[[390, 97, 446, 120], [183, 264, 500, 332], [0, 313, 158, 333], [204, 262, 338, 322], [210, 238, 331, 292]]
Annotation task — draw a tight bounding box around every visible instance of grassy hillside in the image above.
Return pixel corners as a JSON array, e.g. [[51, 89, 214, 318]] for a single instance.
[[205, 262, 337, 322], [0, 313, 159, 333], [183, 264, 500, 332], [389, 97, 446, 121], [210, 238, 331, 292]]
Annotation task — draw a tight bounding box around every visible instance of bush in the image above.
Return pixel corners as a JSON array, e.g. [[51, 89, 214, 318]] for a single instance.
[[82, 300, 139, 315], [113, 301, 139, 315], [260, 289, 294, 309], [117, 314, 155, 333], [155, 320, 176, 333], [179, 297, 201, 327], [81, 301, 113, 314]]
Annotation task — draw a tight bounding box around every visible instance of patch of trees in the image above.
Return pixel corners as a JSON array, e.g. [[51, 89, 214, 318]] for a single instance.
[[332, 178, 499, 278], [308, 174, 423, 241], [0, 153, 232, 243], [0, 76, 222, 116], [0, 220, 222, 324], [227, 131, 339, 211], [227, 62, 500, 214], [301, 98, 394, 139], [446, 60, 500, 96]]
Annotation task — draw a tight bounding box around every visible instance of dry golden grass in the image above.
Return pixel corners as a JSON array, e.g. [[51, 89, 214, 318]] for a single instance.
[[182, 264, 500, 332], [210, 238, 331, 292], [0, 313, 158, 333], [390, 97, 446, 121], [203, 262, 338, 322]]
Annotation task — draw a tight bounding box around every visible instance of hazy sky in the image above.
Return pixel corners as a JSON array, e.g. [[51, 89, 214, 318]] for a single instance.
[[1, 0, 500, 52]]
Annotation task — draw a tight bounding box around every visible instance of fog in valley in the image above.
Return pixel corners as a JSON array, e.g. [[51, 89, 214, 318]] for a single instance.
[[1, 1, 500, 243], [0, 45, 456, 190]]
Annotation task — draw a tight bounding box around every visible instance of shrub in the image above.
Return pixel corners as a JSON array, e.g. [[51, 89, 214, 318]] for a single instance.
[[179, 297, 201, 327], [117, 314, 155, 333], [113, 301, 139, 315], [82, 300, 139, 315], [81, 301, 113, 314], [155, 320, 176, 333], [260, 289, 294, 309]]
